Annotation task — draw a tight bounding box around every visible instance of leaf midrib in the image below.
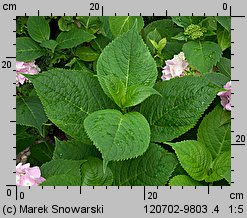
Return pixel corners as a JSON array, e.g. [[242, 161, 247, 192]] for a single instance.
[[112, 116, 124, 147], [30, 20, 49, 42], [118, 17, 130, 35], [198, 41, 207, 72]]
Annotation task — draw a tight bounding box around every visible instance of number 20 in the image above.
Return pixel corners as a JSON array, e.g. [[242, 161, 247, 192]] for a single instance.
[[90, 3, 100, 10]]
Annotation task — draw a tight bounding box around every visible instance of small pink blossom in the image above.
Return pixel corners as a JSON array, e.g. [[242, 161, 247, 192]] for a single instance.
[[217, 81, 231, 111], [16, 163, 45, 186], [16, 61, 40, 86], [161, 52, 189, 80]]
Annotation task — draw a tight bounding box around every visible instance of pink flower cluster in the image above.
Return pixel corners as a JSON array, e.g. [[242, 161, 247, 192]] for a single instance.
[[161, 52, 189, 81], [16, 61, 40, 86], [217, 81, 231, 111], [16, 163, 45, 186]]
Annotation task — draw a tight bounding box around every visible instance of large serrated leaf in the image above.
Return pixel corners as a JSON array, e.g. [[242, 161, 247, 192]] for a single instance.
[[140, 76, 219, 142], [27, 16, 50, 43], [41, 159, 85, 179], [16, 37, 45, 62], [168, 140, 212, 181], [169, 175, 204, 186], [109, 16, 144, 38], [110, 143, 177, 185], [56, 28, 95, 49], [97, 23, 158, 108], [204, 73, 229, 88], [84, 109, 150, 170], [53, 138, 101, 160], [81, 158, 113, 186], [16, 95, 48, 135], [41, 175, 81, 186], [183, 41, 222, 74], [25, 69, 116, 143], [197, 105, 231, 159]]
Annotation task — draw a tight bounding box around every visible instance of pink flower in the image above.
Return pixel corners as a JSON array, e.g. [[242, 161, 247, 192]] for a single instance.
[[217, 81, 231, 111], [16, 163, 45, 186], [161, 52, 189, 80], [16, 61, 40, 86]]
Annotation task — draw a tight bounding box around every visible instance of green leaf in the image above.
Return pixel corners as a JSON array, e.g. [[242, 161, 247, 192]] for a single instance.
[[41, 175, 81, 186], [25, 69, 116, 143], [65, 58, 93, 73], [217, 25, 231, 51], [58, 16, 74, 32], [205, 151, 231, 183], [146, 28, 162, 54], [171, 16, 204, 28], [204, 73, 229, 88], [41, 159, 85, 179], [16, 17, 28, 35], [183, 41, 222, 74], [217, 57, 231, 79], [16, 95, 48, 135], [171, 161, 187, 177], [78, 16, 101, 34], [81, 157, 113, 185], [162, 41, 184, 60], [197, 105, 231, 159], [28, 142, 54, 166], [84, 109, 150, 170], [97, 23, 158, 108], [91, 34, 110, 52], [157, 38, 167, 54], [16, 125, 36, 154], [27, 16, 50, 43], [109, 16, 144, 38], [169, 175, 204, 186], [140, 76, 219, 142], [215, 16, 230, 32], [100, 75, 126, 108], [76, 46, 99, 62], [168, 140, 212, 181], [102, 75, 160, 108], [143, 19, 183, 41], [110, 143, 177, 185], [16, 37, 45, 62], [124, 85, 161, 108], [53, 138, 100, 160], [200, 17, 217, 31], [99, 17, 113, 39], [171, 32, 187, 41], [40, 40, 58, 53], [56, 28, 95, 49]]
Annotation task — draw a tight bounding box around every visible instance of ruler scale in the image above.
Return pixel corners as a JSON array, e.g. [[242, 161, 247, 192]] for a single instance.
[[1, 0, 246, 217]]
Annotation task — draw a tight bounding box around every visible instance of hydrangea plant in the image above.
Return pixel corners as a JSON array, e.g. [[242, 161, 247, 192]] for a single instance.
[[16, 16, 231, 186]]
